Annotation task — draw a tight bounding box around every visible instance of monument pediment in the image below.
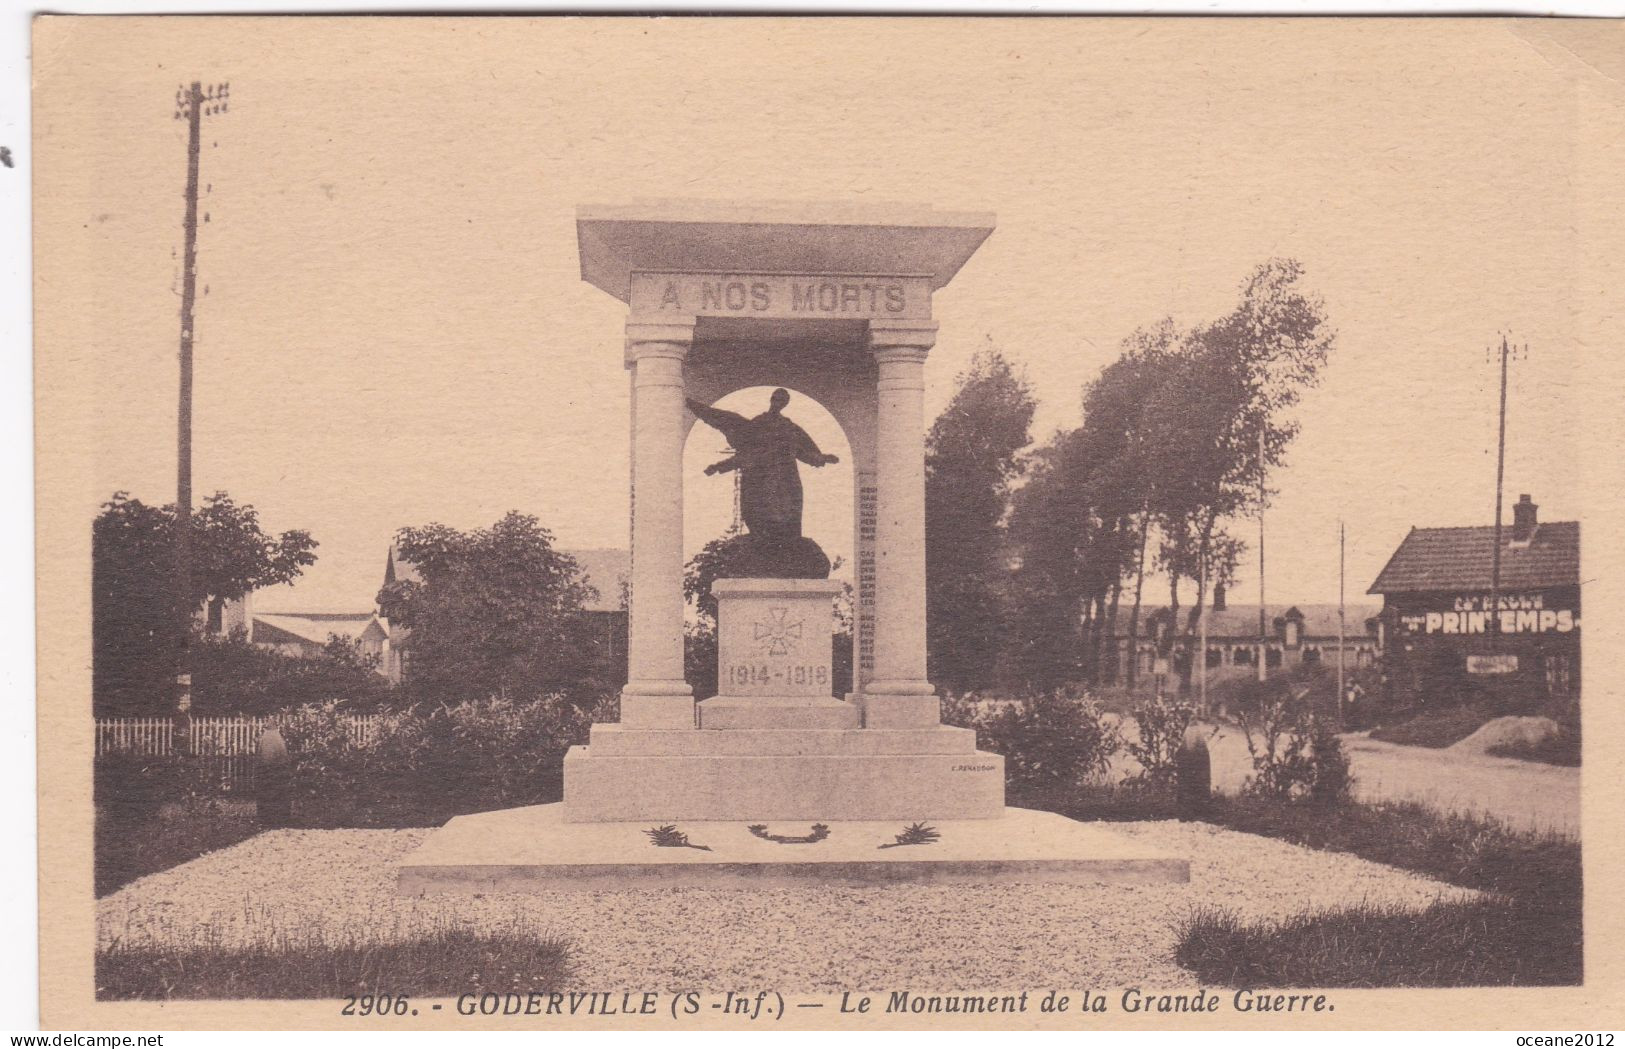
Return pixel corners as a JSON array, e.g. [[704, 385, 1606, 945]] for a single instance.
[[577, 200, 995, 305]]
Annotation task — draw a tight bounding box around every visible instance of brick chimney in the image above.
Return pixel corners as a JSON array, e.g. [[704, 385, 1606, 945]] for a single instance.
[[1212, 582, 1227, 612], [1511, 493, 1538, 542]]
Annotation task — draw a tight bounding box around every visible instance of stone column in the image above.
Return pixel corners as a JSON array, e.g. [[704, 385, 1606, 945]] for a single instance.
[[621, 318, 696, 729], [864, 319, 939, 728]]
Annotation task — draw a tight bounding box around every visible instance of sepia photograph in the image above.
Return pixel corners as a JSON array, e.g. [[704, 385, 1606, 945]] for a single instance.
[[29, 13, 1625, 1031]]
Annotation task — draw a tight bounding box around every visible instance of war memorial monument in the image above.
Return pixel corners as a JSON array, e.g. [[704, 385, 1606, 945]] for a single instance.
[[399, 201, 1188, 890]]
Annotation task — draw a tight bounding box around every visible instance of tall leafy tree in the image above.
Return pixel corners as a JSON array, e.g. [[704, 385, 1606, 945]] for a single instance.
[[1075, 327, 1180, 685], [1146, 258, 1335, 685], [924, 348, 1036, 693], [1002, 429, 1090, 689], [92, 491, 317, 715], [380, 512, 601, 706]]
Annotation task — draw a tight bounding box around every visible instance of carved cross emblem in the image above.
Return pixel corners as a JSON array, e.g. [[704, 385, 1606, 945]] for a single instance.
[[753, 607, 803, 656]]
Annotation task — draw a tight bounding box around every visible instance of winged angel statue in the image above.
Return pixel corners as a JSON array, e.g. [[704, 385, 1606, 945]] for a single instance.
[[687, 388, 839, 578]]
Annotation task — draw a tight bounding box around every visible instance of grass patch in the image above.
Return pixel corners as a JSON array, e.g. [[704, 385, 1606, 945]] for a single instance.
[[1173, 795, 1581, 987], [96, 802, 262, 898], [1488, 732, 1581, 767], [1368, 707, 1492, 749], [1202, 794, 1579, 897], [97, 927, 572, 1001], [1175, 895, 1581, 987], [1016, 776, 1583, 987]]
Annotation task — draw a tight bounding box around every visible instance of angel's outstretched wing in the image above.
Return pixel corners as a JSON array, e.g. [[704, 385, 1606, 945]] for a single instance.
[[686, 399, 751, 445]]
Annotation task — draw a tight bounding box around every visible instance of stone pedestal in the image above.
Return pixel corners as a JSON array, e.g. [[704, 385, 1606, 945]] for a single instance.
[[698, 578, 856, 730], [562, 576, 1005, 822]]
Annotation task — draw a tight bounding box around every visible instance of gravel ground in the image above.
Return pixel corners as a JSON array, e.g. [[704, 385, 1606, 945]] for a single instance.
[[99, 822, 1476, 991]]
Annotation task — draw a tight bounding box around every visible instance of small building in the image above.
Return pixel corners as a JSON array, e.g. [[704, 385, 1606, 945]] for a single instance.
[[1367, 494, 1579, 711], [1109, 596, 1380, 689], [251, 610, 392, 672]]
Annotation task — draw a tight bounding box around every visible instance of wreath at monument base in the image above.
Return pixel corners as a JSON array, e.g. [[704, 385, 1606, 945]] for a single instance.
[[644, 824, 712, 851], [878, 822, 941, 849], [747, 823, 831, 845]]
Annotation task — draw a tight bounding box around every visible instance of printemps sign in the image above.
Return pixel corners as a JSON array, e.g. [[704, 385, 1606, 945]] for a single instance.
[[1397, 592, 1578, 636]]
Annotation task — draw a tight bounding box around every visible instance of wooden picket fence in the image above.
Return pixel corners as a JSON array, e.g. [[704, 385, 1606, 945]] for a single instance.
[[94, 714, 382, 795]]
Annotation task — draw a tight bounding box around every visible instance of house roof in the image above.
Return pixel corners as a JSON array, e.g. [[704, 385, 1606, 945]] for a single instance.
[[253, 612, 378, 647], [1138, 603, 1379, 640], [1367, 521, 1580, 595], [566, 548, 629, 614]]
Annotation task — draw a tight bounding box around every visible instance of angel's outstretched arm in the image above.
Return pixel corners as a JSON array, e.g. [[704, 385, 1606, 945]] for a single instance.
[[791, 422, 840, 467], [686, 399, 749, 444]]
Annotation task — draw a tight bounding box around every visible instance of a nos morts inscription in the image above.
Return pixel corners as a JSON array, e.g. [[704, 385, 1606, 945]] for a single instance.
[[631, 272, 933, 320]]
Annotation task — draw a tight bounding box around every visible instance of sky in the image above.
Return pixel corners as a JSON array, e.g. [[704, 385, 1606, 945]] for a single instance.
[[45, 18, 1591, 615]]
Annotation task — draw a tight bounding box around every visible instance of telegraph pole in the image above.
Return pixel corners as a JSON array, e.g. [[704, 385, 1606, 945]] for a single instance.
[[1199, 545, 1209, 713], [1338, 519, 1346, 719], [171, 81, 228, 715], [1487, 334, 1512, 653], [1256, 428, 1267, 683]]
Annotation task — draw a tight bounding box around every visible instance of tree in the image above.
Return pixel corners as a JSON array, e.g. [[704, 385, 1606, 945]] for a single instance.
[[1002, 331, 1179, 692], [1143, 259, 1335, 687], [92, 491, 317, 716], [924, 347, 1036, 693], [1003, 431, 1090, 690], [379, 512, 601, 706], [1075, 330, 1180, 686]]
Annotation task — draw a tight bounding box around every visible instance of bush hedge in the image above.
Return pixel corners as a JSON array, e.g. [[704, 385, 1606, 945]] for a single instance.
[[278, 694, 613, 826]]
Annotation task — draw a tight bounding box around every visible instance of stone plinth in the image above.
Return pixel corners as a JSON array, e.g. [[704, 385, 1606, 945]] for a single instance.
[[698, 578, 854, 730], [563, 744, 1003, 822], [400, 804, 1190, 893], [563, 576, 1005, 822]]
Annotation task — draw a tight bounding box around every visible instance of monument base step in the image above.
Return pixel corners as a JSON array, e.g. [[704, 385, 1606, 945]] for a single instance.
[[562, 745, 1004, 822], [698, 695, 860, 730], [397, 803, 1190, 893], [588, 723, 977, 756]]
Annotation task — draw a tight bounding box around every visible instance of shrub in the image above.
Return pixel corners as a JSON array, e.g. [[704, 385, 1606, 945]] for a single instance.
[[1234, 676, 1351, 803], [947, 691, 1120, 798], [95, 798, 260, 897], [1124, 696, 1198, 788], [277, 693, 612, 826], [94, 753, 218, 820]]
